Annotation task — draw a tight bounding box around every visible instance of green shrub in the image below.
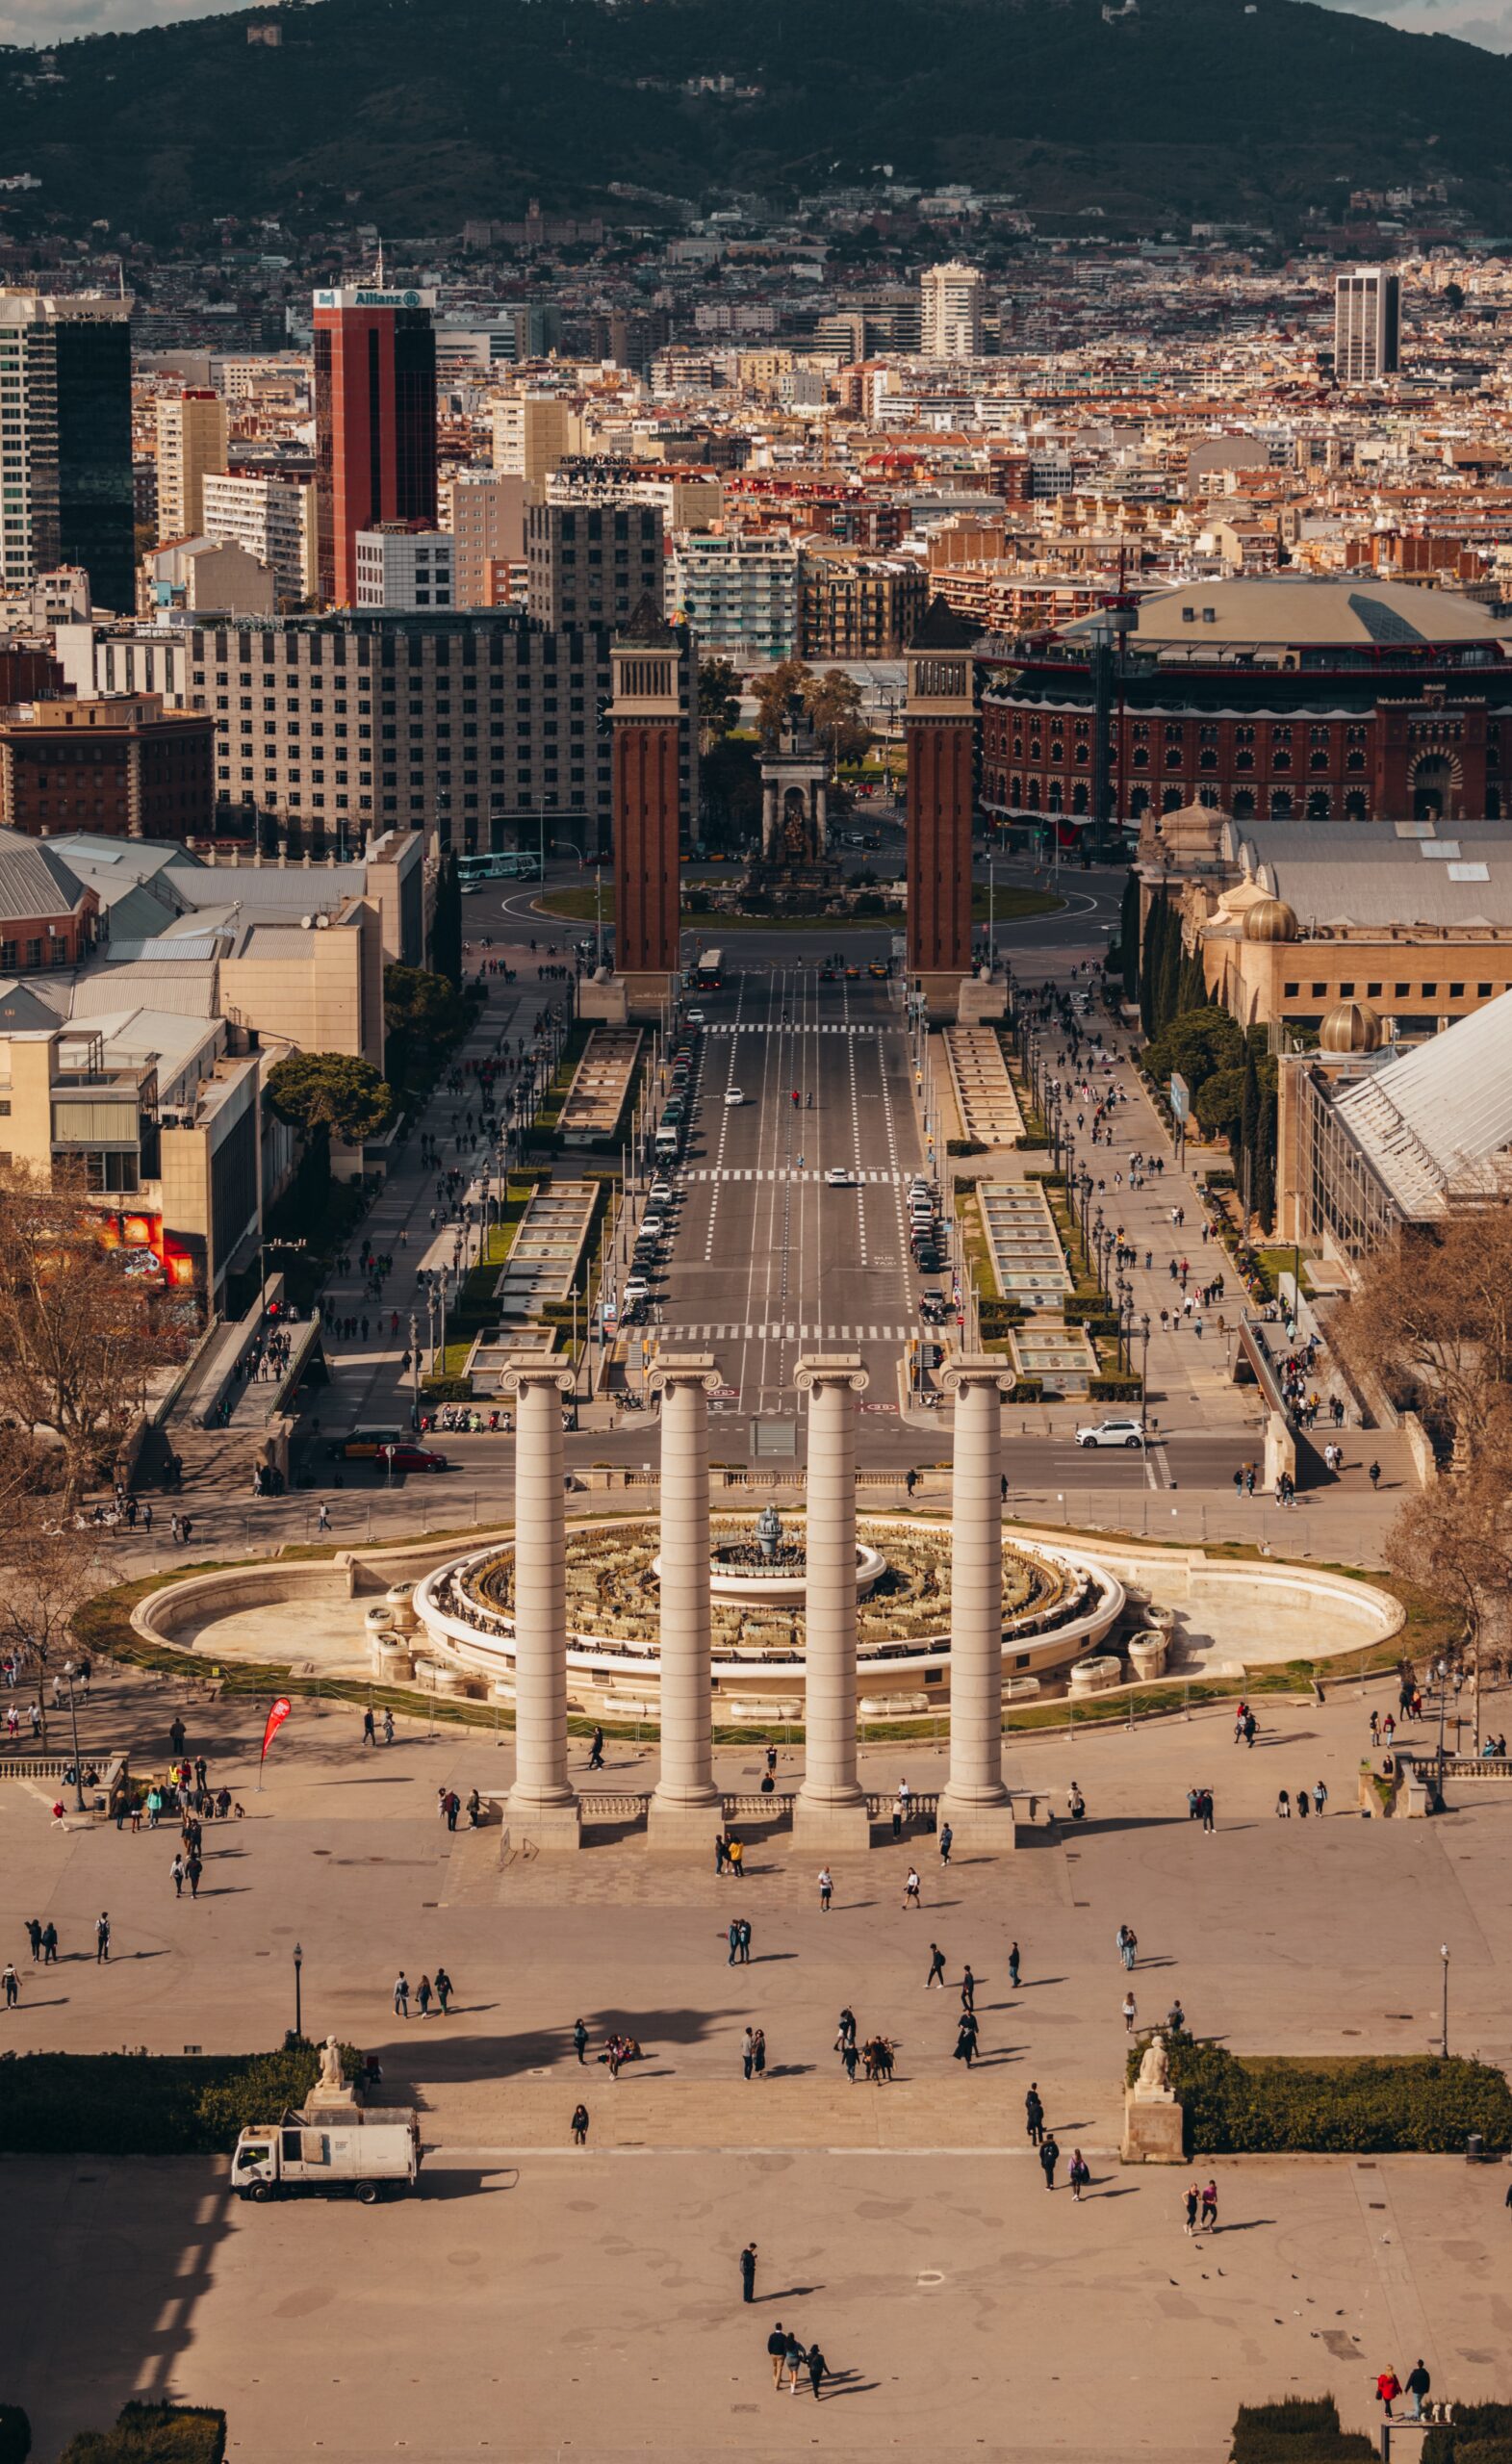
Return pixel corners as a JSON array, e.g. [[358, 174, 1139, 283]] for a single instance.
[[1230, 2396, 1375, 2463], [1423, 2409, 1512, 2464], [1010, 1377, 1044, 1400], [1016, 1133, 1051, 1152], [1089, 1374, 1142, 1400], [59, 2403, 226, 2464], [1235, 2398, 1344, 2440], [946, 1137, 987, 1157], [0, 2045, 361, 2156], [0, 2407, 30, 2464], [1147, 2038, 1512, 2155]]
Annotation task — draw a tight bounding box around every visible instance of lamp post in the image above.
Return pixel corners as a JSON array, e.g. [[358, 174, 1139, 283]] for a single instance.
[[62, 1661, 85, 1813], [1139, 1310, 1151, 1443], [408, 1310, 421, 1430], [1440, 1942, 1449, 2059], [294, 1939, 303, 2042], [1436, 1654, 1449, 1770]]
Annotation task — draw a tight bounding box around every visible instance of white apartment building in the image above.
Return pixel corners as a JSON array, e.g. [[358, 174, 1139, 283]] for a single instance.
[[491, 396, 581, 489], [1334, 269, 1401, 385], [155, 389, 229, 542], [353, 526, 453, 610], [919, 260, 987, 360], [200, 469, 317, 604], [671, 531, 799, 662]]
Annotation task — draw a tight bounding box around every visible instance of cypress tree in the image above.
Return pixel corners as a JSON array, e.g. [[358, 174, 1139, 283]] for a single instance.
[[1253, 1087, 1278, 1232], [432, 848, 463, 989], [1239, 1040, 1261, 1217], [1139, 895, 1164, 1036], [1156, 907, 1182, 1033], [1120, 870, 1140, 1002]]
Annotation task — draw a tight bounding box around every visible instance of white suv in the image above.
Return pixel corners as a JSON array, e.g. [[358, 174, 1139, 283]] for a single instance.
[[1075, 1418, 1144, 1450]]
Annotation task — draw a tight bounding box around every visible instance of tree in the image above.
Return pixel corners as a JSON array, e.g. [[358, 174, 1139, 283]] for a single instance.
[[1386, 1440, 1512, 1750], [0, 1487, 101, 1747], [1239, 1039, 1261, 1214], [266, 1055, 394, 1183], [1334, 1212, 1512, 1466], [806, 668, 870, 768], [0, 1168, 179, 1496], [699, 732, 761, 850], [1119, 869, 1140, 1003], [1192, 1065, 1246, 1146], [753, 658, 810, 747], [1252, 1085, 1277, 1231], [697, 657, 741, 737], [431, 847, 462, 990], [383, 963, 465, 1089], [1443, 279, 1465, 313]]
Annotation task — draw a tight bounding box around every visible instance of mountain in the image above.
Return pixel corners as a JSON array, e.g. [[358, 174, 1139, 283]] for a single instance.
[[6, 0, 1512, 241]]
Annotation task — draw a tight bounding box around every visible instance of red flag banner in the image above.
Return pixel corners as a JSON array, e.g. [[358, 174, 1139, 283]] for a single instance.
[[260, 1695, 293, 1764]]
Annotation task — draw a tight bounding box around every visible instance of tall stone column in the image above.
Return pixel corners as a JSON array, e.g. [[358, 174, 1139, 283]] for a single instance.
[[648, 1352, 722, 1851], [793, 1354, 871, 1850], [500, 1357, 580, 1849], [938, 1356, 1017, 1851]]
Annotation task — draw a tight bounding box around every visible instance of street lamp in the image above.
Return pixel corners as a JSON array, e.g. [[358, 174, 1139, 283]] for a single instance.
[[62, 1659, 85, 1813], [1440, 1943, 1449, 2058], [294, 1939, 303, 2041], [1139, 1310, 1151, 1443]]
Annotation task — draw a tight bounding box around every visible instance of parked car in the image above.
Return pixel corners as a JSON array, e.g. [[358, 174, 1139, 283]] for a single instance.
[[623, 1276, 652, 1305], [1075, 1418, 1144, 1450]]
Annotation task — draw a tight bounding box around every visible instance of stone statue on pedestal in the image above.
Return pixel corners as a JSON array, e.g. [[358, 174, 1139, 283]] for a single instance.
[[318, 2034, 345, 2092]]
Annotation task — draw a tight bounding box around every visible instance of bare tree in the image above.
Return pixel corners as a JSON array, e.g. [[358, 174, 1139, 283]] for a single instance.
[[0, 1484, 103, 1749], [1333, 1211, 1512, 1466], [0, 1166, 179, 1499]]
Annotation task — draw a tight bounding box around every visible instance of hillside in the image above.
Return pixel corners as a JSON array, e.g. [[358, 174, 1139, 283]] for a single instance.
[[6, 0, 1512, 241]]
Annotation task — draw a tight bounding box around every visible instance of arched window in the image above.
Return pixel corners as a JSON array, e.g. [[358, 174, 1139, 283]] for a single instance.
[[1131, 747, 1149, 769], [1071, 780, 1089, 814], [1270, 788, 1294, 818], [1198, 748, 1217, 771], [1232, 789, 1256, 820], [1049, 740, 1064, 764], [1129, 786, 1150, 818], [1048, 781, 1064, 813], [1025, 780, 1041, 811], [1306, 788, 1330, 818], [1162, 786, 1183, 812], [1010, 775, 1023, 807], [1235, 749, 1254, 772], [1309, 748, 1329, 772], [1345, 789, 1369, 820], [1346, 750, 1366, 773]]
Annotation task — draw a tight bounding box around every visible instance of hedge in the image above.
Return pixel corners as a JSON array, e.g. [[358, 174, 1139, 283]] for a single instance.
[[59, 2404, 226, 2464], [0, 2409, 29, 2464], [1232, 2397, 1375, 2463], [1423, 2410, 1512, 2464], [1132, 2035, 1512, 2155], [1089, 1374, 1142, 1400], [0, 2045, 360, 2156]]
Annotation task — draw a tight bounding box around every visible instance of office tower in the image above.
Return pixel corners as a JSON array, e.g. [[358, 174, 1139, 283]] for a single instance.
[[312, 283, 439, 606], [1334, 269, 1400, 385], [526, 500, 663, 631], [492, 395, 578, 491], [156, 389, 229, 541], [0, 290, 133, 612], [919, 261, 986, 361]]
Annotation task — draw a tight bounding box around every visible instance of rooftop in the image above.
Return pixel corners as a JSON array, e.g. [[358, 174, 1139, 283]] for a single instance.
[[1333, 989, 1512, 1215]]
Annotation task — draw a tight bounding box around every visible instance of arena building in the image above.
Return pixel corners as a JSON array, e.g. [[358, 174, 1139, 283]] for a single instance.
[[977, 578, 1512, 834]]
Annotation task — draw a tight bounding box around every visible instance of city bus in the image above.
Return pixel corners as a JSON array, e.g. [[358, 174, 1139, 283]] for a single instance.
[[690, 948, 724, 991], [458, 851, 542, 889]]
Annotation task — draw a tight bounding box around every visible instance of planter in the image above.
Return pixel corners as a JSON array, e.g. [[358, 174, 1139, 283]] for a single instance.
[[372, 1638, 415, 1680], [1068, 1655, 1121, 1697], [1127, 1630, 1168, 1681], [384, 1583, 419, 1633]]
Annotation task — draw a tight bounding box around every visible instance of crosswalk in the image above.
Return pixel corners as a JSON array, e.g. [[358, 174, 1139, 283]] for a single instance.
[[656, 1321, 935, 1343], [706, 1022, 882, 1037], [681, 1167, 906, 1184]]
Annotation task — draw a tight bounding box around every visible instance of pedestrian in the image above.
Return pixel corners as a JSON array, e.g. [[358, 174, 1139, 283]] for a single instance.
[[588, 1726, 604, 1771], [961, 1964, 976, 2013], [362, 1706, 376, 1747], [1008, 1939, 1021, 1989], [1025, 2083, 1044, 2146], [903, 1866, 921, 1911], [1, 1962, 18, 2009], [1404, 2361, 1431, 2423], [740, 2244, 757, 2304], [926, 1941, 946, 1989], [1296, 1784, 1310, 1821], [1200, 2179, 1218, 2231], [715, 1835, 730, 1876], [435, 1967, 453, 2015], [1314, 1781, 1328, 1817], [806, 2344, 828, 2402], [767, 2323, 788, 2389], [394, 1970, 410, 2016], [817, 1867, 833, 1912], [938, 1819, 953, 1867], [416, 1973, 433, 2017], [728, 1836, 744, 1877], [25, 1918, 40, 1964], [738, 1917, 752, 1964], [571, 2102, 589, 2147], [1376, 2369, 1400, 2421], [1122, 1990, 1138, 2033], [1116, 1922, 1137, 1971], [40, 1922, 57, 1964], [1370, 1710, 1380, 1747], [1201, 1789, 1216, 1835], [1039, 2132, 1060, 2190], [382, 1708, 395, 1746], [1369, 1460, 1381, 1492], [742, 2027, 756, 2081], [954, 2012, 978, 2066], [1184, 2184, 1200, 2236], [728, 1918, 741, 1967], [1276, 1789, 1292, 1818], [753, 2026, 766, 2080], [573, 2016, 588, 2065], [170, 1853, 185, 1897], [95, 1912, 111, 1963], [1069, 2148, 1090, 2202], [783, 2330, 806, 2393]]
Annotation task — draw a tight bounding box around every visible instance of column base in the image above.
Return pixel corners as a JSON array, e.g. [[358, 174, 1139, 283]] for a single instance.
[[646, 1795, 723, 1854], [504, 1791, 582, 1852], [792, 1795, 873, 1853], [1121, 2089, 1186, 2164], [935, 1789, 1019, 1853]]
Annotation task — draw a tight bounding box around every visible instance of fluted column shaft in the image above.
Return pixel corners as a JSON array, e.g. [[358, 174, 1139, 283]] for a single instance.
[[946, 1366, 1011, 1809], [652, 1363, 720, 1812], [797, 1364, 866, 1813], [507, 1367, 576, 1815]]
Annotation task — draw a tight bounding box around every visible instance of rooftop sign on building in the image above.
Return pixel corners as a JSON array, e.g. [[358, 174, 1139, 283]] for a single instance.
[[312, 288, 438, 312]]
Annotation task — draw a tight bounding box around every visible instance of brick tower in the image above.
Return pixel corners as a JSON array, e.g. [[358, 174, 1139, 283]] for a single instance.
[[905, 596, 979, 1014], [610, 597, 689, 1009]]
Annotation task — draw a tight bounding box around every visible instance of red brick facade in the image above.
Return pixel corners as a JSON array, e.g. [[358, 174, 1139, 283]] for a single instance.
[[613, 720, 681, 973], [907, 714, 975, 972]]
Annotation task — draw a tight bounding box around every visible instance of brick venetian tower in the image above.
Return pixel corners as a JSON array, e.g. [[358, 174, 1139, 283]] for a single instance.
[[610, 597, 689, 1012], [905, 595, 980, 1016]]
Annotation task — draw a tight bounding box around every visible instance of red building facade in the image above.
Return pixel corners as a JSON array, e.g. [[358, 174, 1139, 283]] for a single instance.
[[905, 600, 979, 979], [313, 286, 438, 606], [610, 603, 688, 978]]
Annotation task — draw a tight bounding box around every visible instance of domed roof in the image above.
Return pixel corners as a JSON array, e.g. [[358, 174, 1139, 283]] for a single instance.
[[1320, 999, 1383, 1055], [1243, 897, 1298, 943]]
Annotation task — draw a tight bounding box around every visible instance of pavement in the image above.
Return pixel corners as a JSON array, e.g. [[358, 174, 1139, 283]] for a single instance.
[[2, 1660, 1511, 2459]]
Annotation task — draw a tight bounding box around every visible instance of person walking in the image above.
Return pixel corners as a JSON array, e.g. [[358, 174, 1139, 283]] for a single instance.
[[573, 2016, 589, 2065], [382, 1708, 395, 1747], [1184, 2184, 1200, 2236], [1314, 1780, 1328, 1817], [1038, 2132, 1060, 2191], [1375, 2368, 1400, 2421], [767, 2323, 789, 2390], [1404, 2361, 1431, 2422], [170, 1853, 185, 1899], [1008, 1940, 1021, 1989], [394, 1970, 410, 2016], [805, 2344, 829, 2402], [728, 1918, 741, 1968], [954, 2011, 979, 2066], [1025, 2084, 1045, 2146], [739, 2244, 757, 2304], [1200, 2179, 1218, 2231], [186, 1852, 202, 1899], [1069, 2148, 1090, 2203], [362, 1707, 376, 1746], [903, 1866, 921, 1912], [1369, 1460, 1381, 1492], [40, 1922, 57, 1965], [24, 1918, 40, 1964], [752, 2027, 766, 2081], [926, 1942, 946, 1989], [588, 1727, 605, 1771], [1122, 1990, 1138, 2033], [416, 1974, 433, 2017], [571, 2103, 589, 2147], [741, 2028, 756, 2082], [783, 2330, 807, 2394], [961, 1964, 976, 2014], [1296, 1784, 1310, 1822], [1276, 1789, 1292, 1818], [435, 1967, 453, 2015], [817, 1867, 833, 1912], [95, 1912, 111, 1964], [938, 1820, 953, 1867], [1, 1962, 18, 2010]]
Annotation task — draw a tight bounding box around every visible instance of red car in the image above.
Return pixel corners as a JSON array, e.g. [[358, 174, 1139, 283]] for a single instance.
[[383, 1443, 448, 1474]]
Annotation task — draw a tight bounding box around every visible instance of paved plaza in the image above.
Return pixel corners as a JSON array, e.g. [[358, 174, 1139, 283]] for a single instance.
[[3, 1660, 1511, 2457]]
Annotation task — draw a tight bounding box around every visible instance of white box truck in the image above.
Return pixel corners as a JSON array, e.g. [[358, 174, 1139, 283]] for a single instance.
[[232, 2110, 421, 2204]]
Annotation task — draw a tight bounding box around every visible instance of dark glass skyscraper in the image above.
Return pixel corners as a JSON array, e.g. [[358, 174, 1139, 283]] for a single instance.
[[0, 294, 133, 615]]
